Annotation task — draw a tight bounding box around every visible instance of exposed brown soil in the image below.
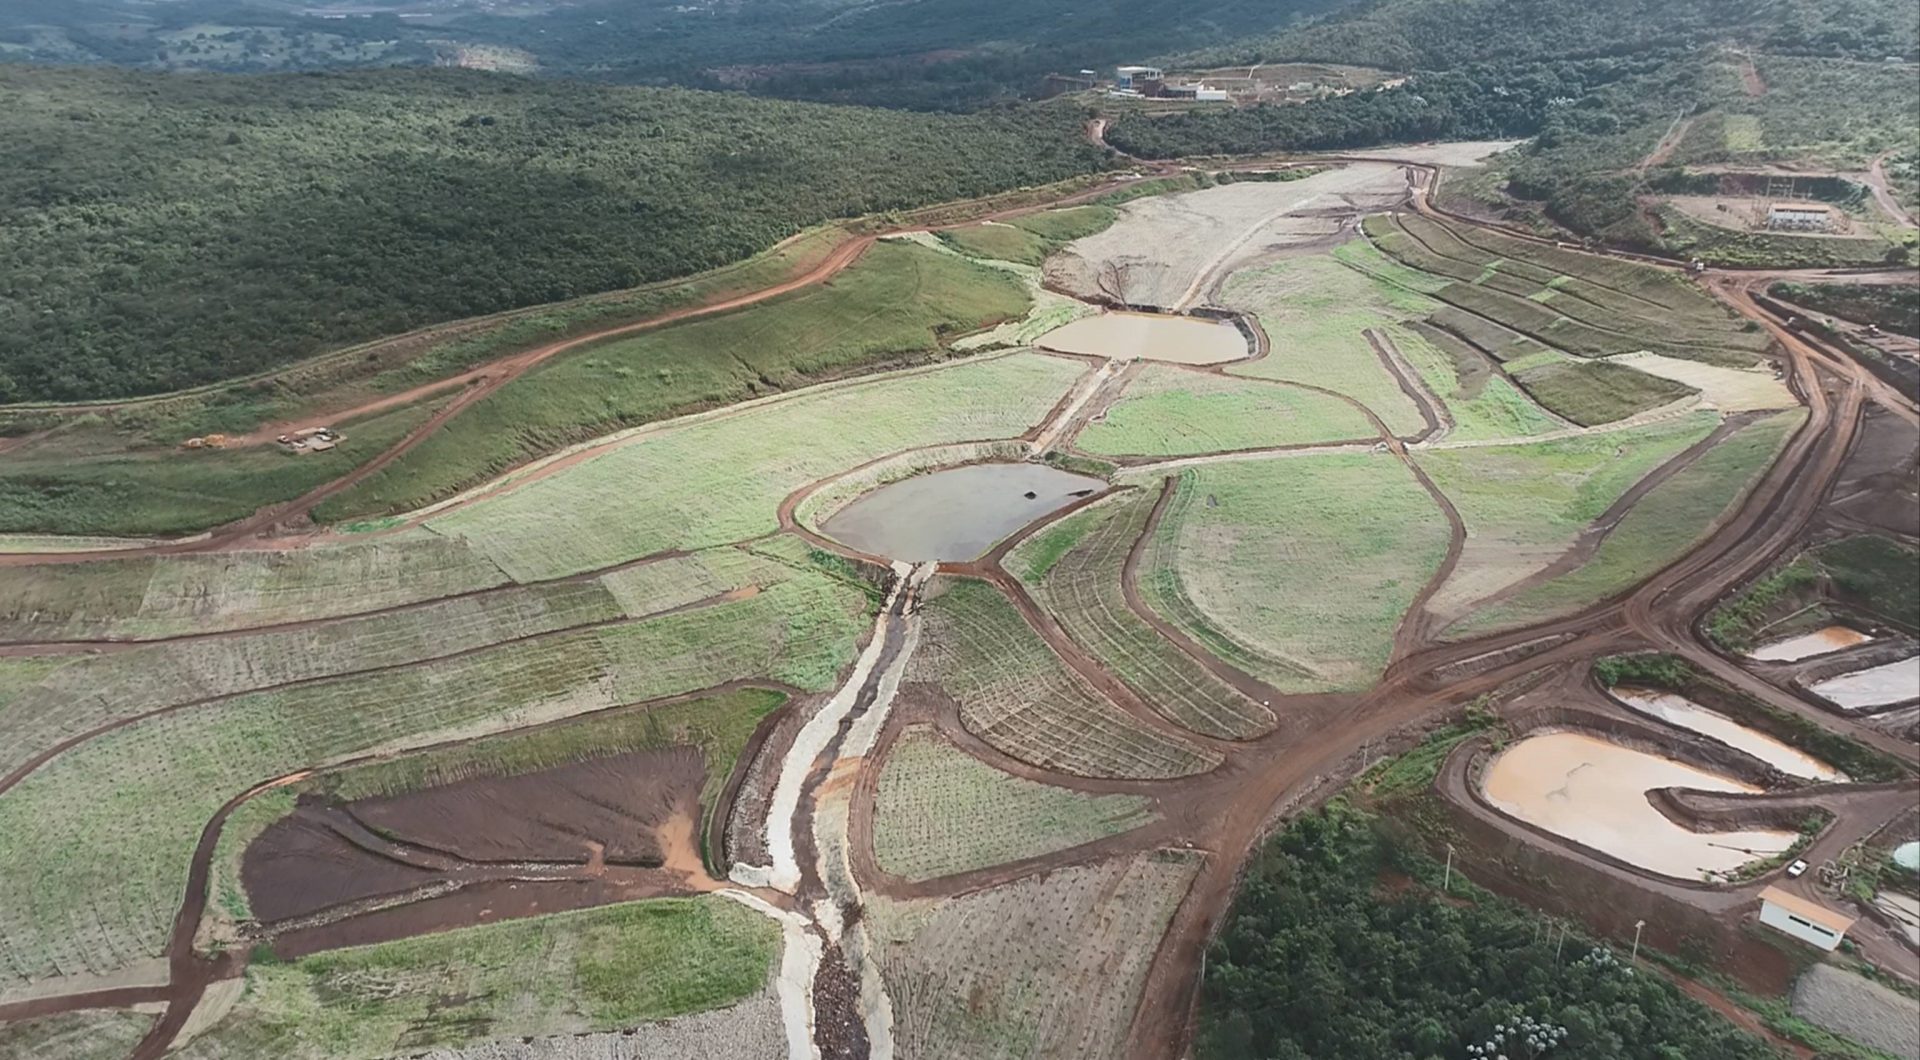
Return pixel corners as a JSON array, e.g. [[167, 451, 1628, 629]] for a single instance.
[[243, 746, 709, 926], [811, 942, 871, 1060], [355, 746, 706, 866]]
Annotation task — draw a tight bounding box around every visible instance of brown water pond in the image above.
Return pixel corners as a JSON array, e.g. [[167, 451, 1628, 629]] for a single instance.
[[1482, 731, 1796, 880], [1747, 625, 1873, 662], [1036, 312, 1248, 364], [819, 463, 1105, 562]]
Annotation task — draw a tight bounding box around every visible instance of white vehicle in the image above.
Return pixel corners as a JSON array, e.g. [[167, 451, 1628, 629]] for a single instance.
[[1786, 859, 1809, 879]]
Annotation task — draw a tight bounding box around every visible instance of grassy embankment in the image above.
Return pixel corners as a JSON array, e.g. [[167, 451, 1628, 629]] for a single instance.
[[1013, 489, 1276, 739], [408, 352, 1084, 582], [871, 727, 1154, 881], [1135, 453, 1452, 693], [1450, 409, 1803, 637], [936, 205, 1120, 266], [1413, 413, 1721, 616], [912, 577, 1218, 780], [183, 897, 778, 1058], [318, 240, 1039, 523]]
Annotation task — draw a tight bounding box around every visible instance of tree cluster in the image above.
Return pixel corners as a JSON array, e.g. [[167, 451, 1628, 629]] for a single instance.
[[1198, 804, 1777, 1060]]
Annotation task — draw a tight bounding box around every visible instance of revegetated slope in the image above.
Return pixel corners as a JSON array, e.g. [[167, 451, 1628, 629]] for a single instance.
[[1453, 409, 1804, 637], [1015, 490, 1277, 739], [0, 65, 1103, 402], [1414, 413, 1722, 621], [1138, 454, 1452, 693], [419, 352, 1084, 581], [872, 727, 1155, 881], [178, 897, 778, 1059], [871, 849, 1202, 1060], [1075, 366, 1378, 457], [1219, 250, 1429, 437], [909, 578, 1219, 780], [319, 240, 1042, 522]]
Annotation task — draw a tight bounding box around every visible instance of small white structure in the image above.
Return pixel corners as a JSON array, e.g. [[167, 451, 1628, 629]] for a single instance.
[[1758, 886, 1855, 951], [1765, 203, 1837, 233], [1115, 65, 1162, 89]]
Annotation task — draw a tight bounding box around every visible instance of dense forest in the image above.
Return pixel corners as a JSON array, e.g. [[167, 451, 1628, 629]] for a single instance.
[[1178, 0, 1918, 72], [0, 66, 1105, 402], [1197, 803, 1776, 1060], [0, 0, 1346, 110]]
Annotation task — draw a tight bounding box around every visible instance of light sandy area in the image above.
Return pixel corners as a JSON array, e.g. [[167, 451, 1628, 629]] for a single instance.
[[1612, 688, 1843, 780], [1810, 656, 1920, 711], [1748, 625, 1873, 662], [1609, 352, 1793, 411], [1035, 312, 1249, 363], [1330, 140, 1523, 167], [1482, 731, 1795, 879], [1045, 164, 1408, 309]]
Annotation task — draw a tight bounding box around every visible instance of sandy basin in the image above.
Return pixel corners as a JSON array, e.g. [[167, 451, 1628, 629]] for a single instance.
[[1036, 312, 1248, 364], [1748, 625, 1873, 662], [1810, 656, 1920, 711], [1482, 731, 1795, 880], [820, 463, 1105, 562], [1613, 688, 1843, 781]]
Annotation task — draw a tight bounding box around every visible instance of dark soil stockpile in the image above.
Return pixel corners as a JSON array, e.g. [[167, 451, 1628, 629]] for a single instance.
[[244, 808, 444, 923], [352, 746, 707, 865], [244, 746, 711, 924]]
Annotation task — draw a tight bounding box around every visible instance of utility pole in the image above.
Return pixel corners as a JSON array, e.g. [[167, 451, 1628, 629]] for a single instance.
[[1632, 919, 1646, 964], [1443, 844, 1455, 894], [1555, 921, 1567, 963]]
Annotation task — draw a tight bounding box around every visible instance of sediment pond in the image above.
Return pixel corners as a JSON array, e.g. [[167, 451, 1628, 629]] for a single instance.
[[1809, 656, 1920, 711], [1747, 625, 1873, 662], [819, 463, 1105, 562], [1036, 312, 1248, 364], [1481, 731, 1796, 880], [1612, 688, 1843, 781]]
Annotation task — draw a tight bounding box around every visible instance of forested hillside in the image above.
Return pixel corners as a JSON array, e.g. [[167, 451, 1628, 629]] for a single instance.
[[0, 0, 1344, 110], [0, 66, 1104, 401]]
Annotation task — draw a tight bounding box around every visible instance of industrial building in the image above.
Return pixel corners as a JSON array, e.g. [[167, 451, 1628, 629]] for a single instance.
[[1765, 203, 1838, 233], [1756, 886, 1855, 951]]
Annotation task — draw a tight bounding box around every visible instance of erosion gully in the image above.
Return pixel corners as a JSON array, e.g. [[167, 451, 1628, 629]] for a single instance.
[[8, 151, 1918, 1059]]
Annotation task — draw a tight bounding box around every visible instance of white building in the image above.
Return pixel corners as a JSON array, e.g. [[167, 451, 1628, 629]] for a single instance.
[[1115, 66, 1162, 89], [1758, 886, 1855, 951], [1766, 203, 1837, 233]]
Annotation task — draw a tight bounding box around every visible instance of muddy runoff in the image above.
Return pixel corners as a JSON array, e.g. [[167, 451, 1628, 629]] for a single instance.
[[1611, 688, 1843, 781], [1481, 731, 1796, 881], [1035, 311, 1249, 364], [730, 561, 934, 1059], [820, 463, 1105, 563]]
